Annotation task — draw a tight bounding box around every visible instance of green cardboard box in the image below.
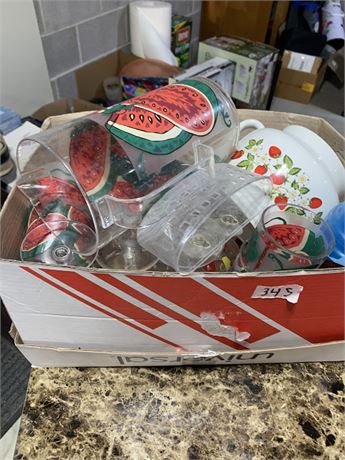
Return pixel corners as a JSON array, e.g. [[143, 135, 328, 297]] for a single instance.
[[171, 15, 192, 69], [198, 36, 279, 109]]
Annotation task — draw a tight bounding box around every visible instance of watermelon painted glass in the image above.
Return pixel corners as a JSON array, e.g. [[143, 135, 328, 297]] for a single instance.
[[234, 203, 335, 272], [17, 78, 239, 232], [20, 219, 97, 267]]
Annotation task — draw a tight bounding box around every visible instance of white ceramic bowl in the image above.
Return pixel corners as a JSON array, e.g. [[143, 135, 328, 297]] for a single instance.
[[230, 119, 345, 219]]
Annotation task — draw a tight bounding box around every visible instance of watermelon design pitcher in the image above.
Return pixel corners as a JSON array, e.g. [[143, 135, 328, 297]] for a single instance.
[[16, 78, 240, 250]]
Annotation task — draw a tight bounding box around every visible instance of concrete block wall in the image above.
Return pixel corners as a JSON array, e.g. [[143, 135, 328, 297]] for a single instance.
[[33, 0, 202, 100]]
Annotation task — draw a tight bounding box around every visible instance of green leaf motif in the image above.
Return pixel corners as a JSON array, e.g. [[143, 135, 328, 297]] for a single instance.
[[299, 187, 310, 195], [286, 206, 296, 213], [256, 139, 264, 145], [289, 167, 301, 175], [286, 206, 306, 216], [296, 208, 306, 216], [313, 212, 323, 225], [273, 164, 282, 170], [291, 180, 299, 190], [237, 160, 250, 168], [248, 139, 256, 147], [283, 155, 293, 169], [247, 152, 254, 161]]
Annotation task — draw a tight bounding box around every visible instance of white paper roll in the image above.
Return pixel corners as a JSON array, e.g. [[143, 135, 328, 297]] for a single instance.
[[130, 1, 178, 66]]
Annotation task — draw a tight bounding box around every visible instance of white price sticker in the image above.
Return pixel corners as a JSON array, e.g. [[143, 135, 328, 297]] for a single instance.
[[287, 52, 316, 73], [252, 285, 303, 304]]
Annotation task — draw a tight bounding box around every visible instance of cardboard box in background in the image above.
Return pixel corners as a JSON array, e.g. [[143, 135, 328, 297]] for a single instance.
[[120, 57, 235, 100], [171, 15, 193, 69], [275, 51, 327, 104], [0, 110, 344, 367], [175, 57, 235, 96], [327, 46, 344, 86], [75, 50, 138, 102], [198, 36, 279, 109], [31, 98, 102, 123]]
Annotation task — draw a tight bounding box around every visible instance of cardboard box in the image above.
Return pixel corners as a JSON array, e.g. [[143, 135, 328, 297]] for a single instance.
[[198, 36, 279, 109], [1, 110, 344, 366], [171, 15, 193, 69], [120, 57, 234, 100], [275, 51, 327, 104], [31, 98, 102, 122], [175, 57, 234, 97], [327, 46, 344, 86], [75, 50, 138, 102], [10, 326, 345, 368]]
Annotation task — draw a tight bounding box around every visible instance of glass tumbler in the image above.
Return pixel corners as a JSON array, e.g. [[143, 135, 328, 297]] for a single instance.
[[234, 203, 335, 272]]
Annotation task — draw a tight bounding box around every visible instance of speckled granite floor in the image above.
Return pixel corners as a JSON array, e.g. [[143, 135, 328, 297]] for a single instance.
[[14, 363, 344, 460]]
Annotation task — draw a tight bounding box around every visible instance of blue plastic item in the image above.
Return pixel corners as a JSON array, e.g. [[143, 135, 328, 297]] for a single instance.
[[325, 202, 345, 266], [0, 106, 22, 134]]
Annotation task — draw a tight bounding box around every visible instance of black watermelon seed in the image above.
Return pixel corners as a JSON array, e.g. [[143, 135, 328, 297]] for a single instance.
[[148, 116, 153, 124], [155, 114, 161, 122], [163, 108, 167, 112], [129, 114, 135, 121], [139, 115, 144, 122], [176, 113, 179, 118]]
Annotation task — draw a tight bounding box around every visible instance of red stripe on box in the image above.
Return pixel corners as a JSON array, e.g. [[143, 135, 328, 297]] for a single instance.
[[208, 273, 345, 344], [94, 273, 247, 350], [40, 269, 166, 330], [129, 276, 279, 343], [21, 267, 184, 350]]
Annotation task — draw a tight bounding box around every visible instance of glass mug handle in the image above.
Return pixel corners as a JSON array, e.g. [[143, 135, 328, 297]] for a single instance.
[[239, 119, 265, 133]]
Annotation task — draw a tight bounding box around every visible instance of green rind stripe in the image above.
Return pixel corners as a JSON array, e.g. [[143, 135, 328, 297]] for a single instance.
[[301, 231, 325, 257], [105, 124, 192, 155], [21, 237, 56, 260]]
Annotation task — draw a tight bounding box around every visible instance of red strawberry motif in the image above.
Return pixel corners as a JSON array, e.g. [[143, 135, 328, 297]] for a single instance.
[[309, 197, 322, 209], [254, 165, 267, 175], [231, 150, 244, 160], [274, 195, 288, 210], [270, 173, 286, 186], [269, 146, 282, 158]]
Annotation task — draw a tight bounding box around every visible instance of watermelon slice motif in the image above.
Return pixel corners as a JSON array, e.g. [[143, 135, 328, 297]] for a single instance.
[[69, 121, 118, 201], [246, 224, 325, 271], [21, 217, 69, 261], [22, 200, 93, 262], [34, 176, 87, 210], [104, 79, 220, 155], [266, 224, 325, 263]]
